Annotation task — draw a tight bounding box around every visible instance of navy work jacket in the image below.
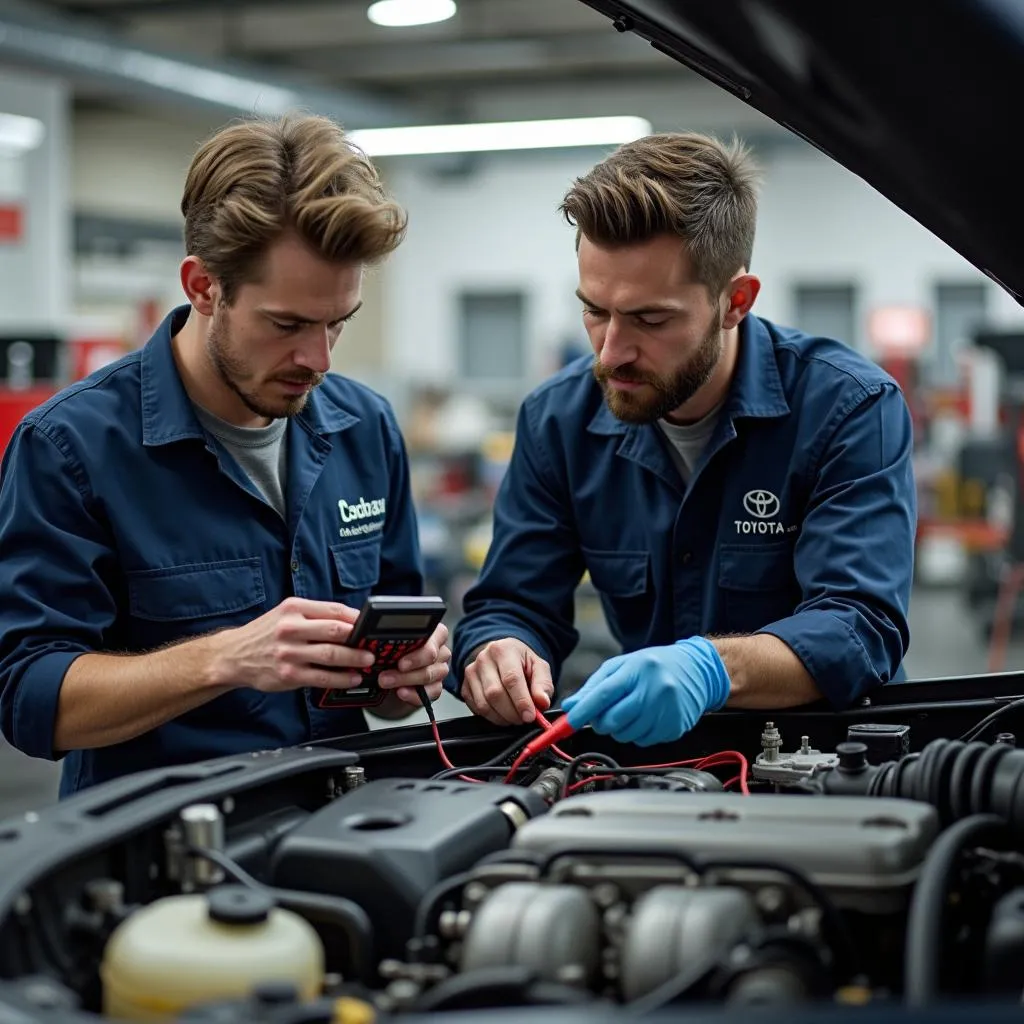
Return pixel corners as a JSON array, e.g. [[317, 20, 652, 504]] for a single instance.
[[450, 315, 916, 709], [0, 306, 424, 795]]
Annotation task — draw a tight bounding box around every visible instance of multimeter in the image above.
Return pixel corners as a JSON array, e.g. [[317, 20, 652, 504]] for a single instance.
[[316, 595, 448, 710]]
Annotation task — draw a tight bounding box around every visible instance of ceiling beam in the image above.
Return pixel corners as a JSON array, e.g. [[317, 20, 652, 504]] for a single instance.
[[59, 0, 393, 14], [0, 0, 420, 127], [83, 0, 609, 51], [251, 32, 665, 85]]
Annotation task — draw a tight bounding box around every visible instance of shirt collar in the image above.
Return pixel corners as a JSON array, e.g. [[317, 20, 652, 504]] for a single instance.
[[587, 314, 790, 436], [726, 314, 790, 420], [141, 304, 358, 446]]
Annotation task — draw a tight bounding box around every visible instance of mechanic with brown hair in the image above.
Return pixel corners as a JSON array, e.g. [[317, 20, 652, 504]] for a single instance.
[[450, 132, 916, 745], [0, 114, 450, 795]]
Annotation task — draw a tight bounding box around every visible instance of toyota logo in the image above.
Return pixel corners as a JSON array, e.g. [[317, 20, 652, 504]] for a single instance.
[[743, 490, 780, 519]]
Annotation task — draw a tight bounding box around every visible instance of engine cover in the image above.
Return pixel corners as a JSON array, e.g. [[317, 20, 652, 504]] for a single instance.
[[269, 778, 546, 960], [511, 791, 938, 913]]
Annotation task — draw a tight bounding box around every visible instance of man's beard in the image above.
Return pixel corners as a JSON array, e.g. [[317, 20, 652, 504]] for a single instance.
[[593, 312, 723, 424], [207, 307, 323, 420]]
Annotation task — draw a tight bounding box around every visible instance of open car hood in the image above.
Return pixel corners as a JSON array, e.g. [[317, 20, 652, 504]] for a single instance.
[[579, 0, 1023, 305]]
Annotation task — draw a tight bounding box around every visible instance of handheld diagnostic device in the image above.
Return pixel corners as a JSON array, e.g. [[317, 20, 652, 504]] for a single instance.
[[317, 595, 447, 710]]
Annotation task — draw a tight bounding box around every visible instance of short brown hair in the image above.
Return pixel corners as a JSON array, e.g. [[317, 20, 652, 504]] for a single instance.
[[560, 132, 760, 297], [181, 113, 407, 303]]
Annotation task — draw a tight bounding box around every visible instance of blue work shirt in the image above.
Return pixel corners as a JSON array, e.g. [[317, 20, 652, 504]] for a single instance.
[[0, 305, 424, 796], [450, 315, 916, 710]]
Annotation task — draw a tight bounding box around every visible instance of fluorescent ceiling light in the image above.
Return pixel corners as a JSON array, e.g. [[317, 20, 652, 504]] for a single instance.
[[349, 115, 652, 157], [0, 113, 45, 153], [367, 0, 457, 28]]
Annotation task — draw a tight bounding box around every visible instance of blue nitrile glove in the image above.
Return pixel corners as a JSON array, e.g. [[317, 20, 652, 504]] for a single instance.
[[561, 636, 731, 746]]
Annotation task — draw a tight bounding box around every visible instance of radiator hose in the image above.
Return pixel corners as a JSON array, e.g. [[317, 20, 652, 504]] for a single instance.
[[818, 738, 1024, 836]]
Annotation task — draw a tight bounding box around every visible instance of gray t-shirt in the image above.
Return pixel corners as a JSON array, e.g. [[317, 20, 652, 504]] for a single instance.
[[656, 403, 723, 484], [193, 404, 288, 519]]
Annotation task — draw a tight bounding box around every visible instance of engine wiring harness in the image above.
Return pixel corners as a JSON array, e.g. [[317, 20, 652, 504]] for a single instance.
[[414, 685, 750, 798]]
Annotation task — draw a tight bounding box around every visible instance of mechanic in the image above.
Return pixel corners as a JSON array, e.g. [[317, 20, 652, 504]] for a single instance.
[[0, 114, 451, 796], [449, 131, 916, 746]]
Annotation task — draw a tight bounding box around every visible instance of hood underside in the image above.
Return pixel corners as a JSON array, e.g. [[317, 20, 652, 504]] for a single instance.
[[579, 0, 1022, 305]]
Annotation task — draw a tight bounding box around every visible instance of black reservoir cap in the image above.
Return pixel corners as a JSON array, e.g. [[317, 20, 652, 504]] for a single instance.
[[846, 723, 910, 764]]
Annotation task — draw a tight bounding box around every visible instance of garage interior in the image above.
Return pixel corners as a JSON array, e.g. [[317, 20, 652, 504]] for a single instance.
[[2, 0, 1024, 817]]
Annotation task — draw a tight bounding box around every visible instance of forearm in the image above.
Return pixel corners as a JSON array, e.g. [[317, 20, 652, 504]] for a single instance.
[[54, 633, 235, 752], [710, 633, 821, 709]]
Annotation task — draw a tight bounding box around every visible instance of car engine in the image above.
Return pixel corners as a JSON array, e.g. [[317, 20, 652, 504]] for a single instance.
[[4, 704, 1024, 1024]]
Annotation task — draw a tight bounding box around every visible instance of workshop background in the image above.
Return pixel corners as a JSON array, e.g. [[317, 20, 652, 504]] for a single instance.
[[3, 0, 1024, 815]]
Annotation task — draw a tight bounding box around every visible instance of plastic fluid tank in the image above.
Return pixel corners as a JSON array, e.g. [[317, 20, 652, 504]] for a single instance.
[[100, 886, 324, 1020]]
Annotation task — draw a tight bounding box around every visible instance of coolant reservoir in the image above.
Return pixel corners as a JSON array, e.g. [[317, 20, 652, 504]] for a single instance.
[[100, 885, 324, 1021]]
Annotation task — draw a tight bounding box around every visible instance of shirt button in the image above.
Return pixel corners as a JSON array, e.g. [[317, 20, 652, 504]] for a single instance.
[[681, 551, 692, 564], [290, 560, 299, 572]]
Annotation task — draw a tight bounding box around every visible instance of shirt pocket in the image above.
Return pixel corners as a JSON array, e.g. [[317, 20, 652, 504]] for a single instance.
[[330, 536, 382, 609], [125, 557, 266, 647], [582, 547, 652, 646], [717, 542, 797, 634]]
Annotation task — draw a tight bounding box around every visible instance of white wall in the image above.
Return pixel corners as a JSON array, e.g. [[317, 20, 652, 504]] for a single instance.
[[383, 150, 593, 388], [73, 109, 219, 222], [753, 147, 1016, 343], [0, 68, 71, 334], [70, 110, 211, 341]]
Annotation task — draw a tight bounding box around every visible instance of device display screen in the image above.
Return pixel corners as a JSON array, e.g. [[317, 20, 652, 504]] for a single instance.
[[376, 612, 434, 631]]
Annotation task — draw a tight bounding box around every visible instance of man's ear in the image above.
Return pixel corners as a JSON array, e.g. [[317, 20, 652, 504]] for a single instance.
[[721, 273, 761, 330], [180, 256, 218, 317]]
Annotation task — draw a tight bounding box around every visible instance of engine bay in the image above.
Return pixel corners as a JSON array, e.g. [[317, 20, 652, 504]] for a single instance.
[[4, 676, 1024, 1023]]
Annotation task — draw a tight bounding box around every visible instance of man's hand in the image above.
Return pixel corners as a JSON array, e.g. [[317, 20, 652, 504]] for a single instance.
[[376, 621, 451, 708], [210, 597, 378, 692], [462, 638, 554, 725], [561, 636, 730, 746]]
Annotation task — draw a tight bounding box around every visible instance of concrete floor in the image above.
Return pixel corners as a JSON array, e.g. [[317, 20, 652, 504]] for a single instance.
[[2, 585, 1021, 823]]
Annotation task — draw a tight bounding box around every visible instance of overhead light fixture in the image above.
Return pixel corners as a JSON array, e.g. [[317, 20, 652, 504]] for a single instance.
[[0, 113, 45, 153], [367, 0, 457, 28], [349, 115, 652, 157]]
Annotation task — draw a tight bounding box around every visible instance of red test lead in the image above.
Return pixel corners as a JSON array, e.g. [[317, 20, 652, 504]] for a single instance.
[[504, 715, 577, 783], [522, 714, 576, 757]]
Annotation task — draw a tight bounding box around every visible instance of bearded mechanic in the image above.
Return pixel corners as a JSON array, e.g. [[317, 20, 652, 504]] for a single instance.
[[0, 114, 451, 796], [449, 132, 916, 745]]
